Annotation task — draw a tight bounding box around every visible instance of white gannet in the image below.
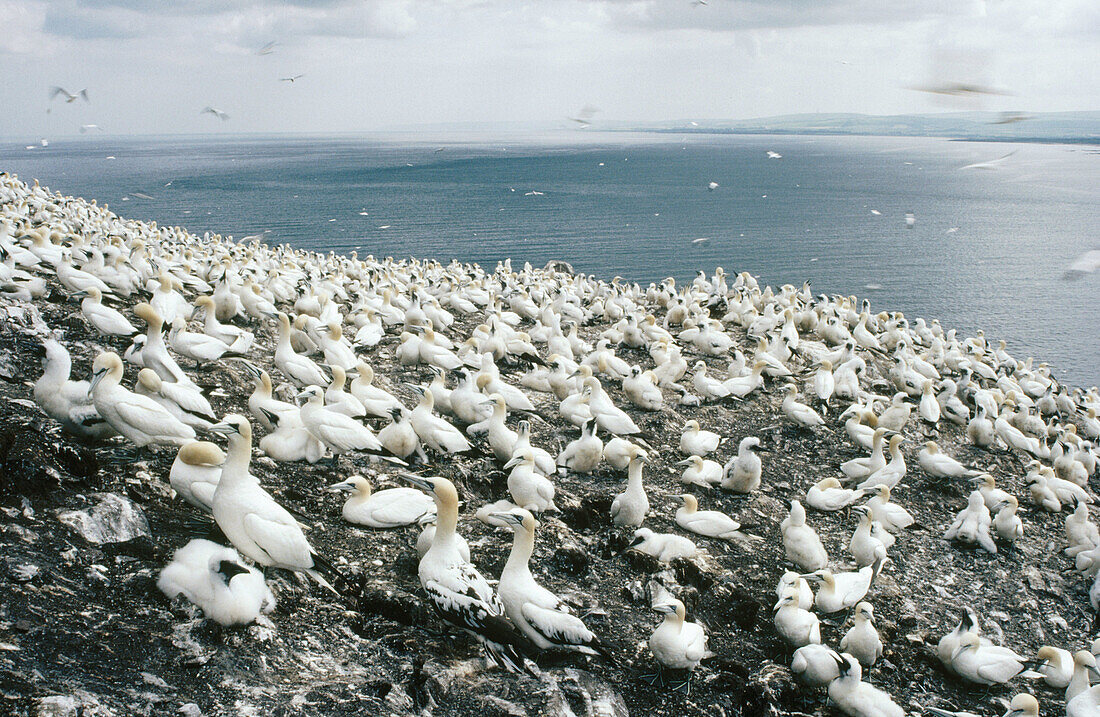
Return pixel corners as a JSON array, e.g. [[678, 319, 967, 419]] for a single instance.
[[791, 644, 841, 687], [877, 392, 911, 432], [275, 312, 328, 387], [89, 352, 195, 447], [1034, 645, 1074, 689], [157, 539, 275, 626], [949, 633, 1032, 685], [840, 427, 887, 481], [209, 415, 335, 590], [840, 602, 883, 667], [944, 489, 997, 554], [691, 361, 732, 402], [492, 508, 608, 656], [77, 287, 136, 336], [611, 452, 650, 527], [802, 558, 885, 614], [349, 362, 403, 418], [782, 384, 825, 428], [604, 435, 644, 471], [855, 435, 907, 491], [680, 420, 720, 456], [992, 496, 1023, 544], [781, 500, 829, 571], [511, 419, 557, 475], [329, 475, 434, 528], [721, 436, 763, 493], [919, 441, 979, 480], [132, 303, 191, 385], [408, 386, 472, 455], [169, 317, 234, 364], [827, 652, 904, 717], [192, 295, 253, 353], [468, 393, 517, 463], [1067, 650, 1100, 704], [169, 441, 224, 511], [623, 365, 664, 411], [135, 368, 216, 429], [936, 608, 991, 667], [849, 506, 888, 567], [645, 597, 712, 689], [971, 473, 1012, 511], [258, 405, 327, 464], [628, 528, 697, 563], [1066, 498, 1100, 557], [674, 494, 753, 542], [967, 405, 996, 447], [777, 570, 815, 610], [865, 484, 913, 533], [677, 455, 723, 488], [773, 587, 821, 647], [807, 477, 865, 512], [557, 418, 603, 474], [323, 365, 368, 418], [34, 339, 117, 440], [504, 453, 557, 513], [378, 407, 427, 462], [401, 474, 536, 674], [297, 386, 387, 457]]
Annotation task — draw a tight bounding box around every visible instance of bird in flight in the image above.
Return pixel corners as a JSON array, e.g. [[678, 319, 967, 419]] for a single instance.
[[280, 74, 304, 83], [79, 124, 104, 133], [201, 107, 230, 121], [568, 105, 601, 128], [908, 82, 1012, 97], [257, 41, 277, 56], [766, 151, 782, 159], [693, 0, 708, 6], [960, 150, 1017, 170], [50, 87, 89, 103], [1062, 249, 1100, 280]]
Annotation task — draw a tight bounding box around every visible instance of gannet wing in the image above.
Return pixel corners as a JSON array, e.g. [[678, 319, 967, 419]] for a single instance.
[[241, 511, 313, 568], [424, 566, 505, 631], [520, 602, 594, 647], [683, 624, 708, 661], [368, 491, 434, 526], [115, 396, 188, 434]]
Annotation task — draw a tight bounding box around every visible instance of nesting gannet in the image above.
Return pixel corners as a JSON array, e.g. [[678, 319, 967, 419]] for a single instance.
[[840, 602, 883, 667], [611, 453, 650, 527], [827, 652, 905, 717], [157, 539, 275, 626], [967, 405, 996, 448], [628, 528, 697, 563], [773, 587, 821, 647], [209, 415, 335, 590], [865, 485, 913, 533], [936, 608, 992, 667], [329, 475, 434, 528], [511, 419, 557, 476], [674, 494, 753, 542], [297, 386, 388, 457], [604, 436, 645, 471], [949, 633, 1033, 685], [169, 441, 224, 511], [408, 386, 472, 455], [777, 570, 815, 610], [645, 597, 712, 690], [680, 420, 720, 456], [34, 339, 117, 440], [192, 295, 253, 353], [919, 441, 979, 480], [401, 474, 536, 674], [855, 435, 906, 491], [492, 508, 608, 656], [77, 287, 136, 337], [992, 496, 1023, 544], [877, 393, 911, 432], [807, 478, 866, 512], [623, 365, 664, 411], [135, 368, 216, 429], [89, 352, 195, 447], [322, 365, 368, 418], [691, 361, 732, 402], [781, 500, 829, 571], [348, 362, 403, 418], [557, 418, 603, 474], [720, 436, 763, 493], [168, 317, 235, 364], [945, 489, 997, 554], [791, 644, 841, 687], [677, 455, 723, 488], [782, 384, 825, 428], [504, 453, 557, 513], [802, 558, 884, 613], [275, 313, 328, 387], [1067, 650, 1100, 704], [1035, 645, 1074, 689], [725, 360, 767, 398]]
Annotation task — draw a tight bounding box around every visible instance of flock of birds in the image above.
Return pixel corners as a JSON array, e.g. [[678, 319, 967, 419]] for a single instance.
[[4, 171, 1100, 715]]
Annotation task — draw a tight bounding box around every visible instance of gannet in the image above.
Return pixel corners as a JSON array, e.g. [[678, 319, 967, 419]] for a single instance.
[[258, 406, 327, 463], [557, 418, 603, 474], [919, 441, 979, 480], [992, 496, 1023, 544], [135, 368, 216, 429], [329, 475, 434, 528], [773, 587, 821, 647], [417, 515, 471, 562], [827, 652, 904, 717], [691, 361, 732, 402], [802, 558, 884, 613], [511, 420, 556, 475], [674, 494, 754, 542], [149, 273, 190, 324], [504, 453, 557, 513], [132, 303, 191, 385], [807, 478, 865, 512], [54, 248, 112, 295], [877, 393, 911, 432], [936, 609, 990, 667], [34, 339, 116, 440], [349, 362, 403, 418], [721, 436, 763, 492], [781, 500, 829, 571], [645, 597, 712, 690], [209, 415, 336, 590], [849, 506, 888, 567], [1067, 650, 1100, 704], [777, 570, 815, 610], [604, 436, 644, 471], [1065, 499, 1099, 557], [972, 473, 1012, 511], [855, 435, 906, 491], [378, 407, 427, 462], [840, 602, 883, 667], [677, 455, 723, 488], [322, 365, 368, 418], [89, 352, 195, 447], [275, 313, 328, 386], [840, 427, 887, 481], [1035, 645, 1074, 689], [611, 453, 649, 527], [949, 633, 1033, 685], [791, 644, 841, 687], [628, 528, 697, 563], [623, 365, 664, 411], [966, 406, 996, 451], [782, 384, 825, 428], [1067, 687, 1098, 717], [157, 539, 275, 626], [680, 420, 720, 456], [77, 287, 136, 336], [409, 386, 472, 454], [945, 490, 997, 554], [401, 474, 536, 674], [468, 394, 517, 463], [168, 317, 234, 364], [297, 386, 388, 457], [492, 509, 608, 656], [583, 376, 643, 437], [169, 441, 224, 511]]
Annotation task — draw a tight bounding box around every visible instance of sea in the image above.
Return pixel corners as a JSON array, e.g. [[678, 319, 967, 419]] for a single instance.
[[3, 131, 1098, 387]]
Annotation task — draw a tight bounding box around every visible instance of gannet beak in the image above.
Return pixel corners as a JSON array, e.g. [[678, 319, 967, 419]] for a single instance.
[[71, 289, 88, 298], [208, 421, 238, 436], [328, 481, 355, 493], [87, 368, 107, 396], [489, 511, 521, 526], [399, 472, 434, 492], [674, 459, 693, 466], [294, 391, 310, 406], [503, 455, 522, 470]]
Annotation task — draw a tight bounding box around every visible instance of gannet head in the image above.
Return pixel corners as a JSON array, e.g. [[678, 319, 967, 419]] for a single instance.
[[400, 473, 457, 504], [329, 475, 370, 496], [925, 440, 940, 454], [209, 413, 252, 442], [676, 456, 702, 469], [677, 494, 699, 512], [214, 559, 250, 585], [176, 441, 225, 467], [740, 436, 761, 452], [133, 302, 162, 327], [683, 419, 700, 433], [652, 598, 686, 622], [490, 507, 538, 533], [853, 602, 874, 624], [952, 633, 982, 660], [295, 386, 324, 407], [89, 351, 124, 394], [1004, 694, 1038, 717], [137, 368, 162, 392]]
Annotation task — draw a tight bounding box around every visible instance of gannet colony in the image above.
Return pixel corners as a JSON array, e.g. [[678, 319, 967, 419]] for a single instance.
[[2, 172, 1100, 716]]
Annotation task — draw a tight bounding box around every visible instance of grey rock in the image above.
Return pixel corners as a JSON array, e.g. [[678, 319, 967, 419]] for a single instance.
[[57, 493, 150, 545]]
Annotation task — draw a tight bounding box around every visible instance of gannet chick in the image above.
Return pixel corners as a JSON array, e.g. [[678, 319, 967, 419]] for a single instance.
[[782, 384, 825, 428], [721, 436, 763, 492], [210, 415, 336, 590], [677, 455, 723, 488], [1034, 645, 1074, 689], [807, 478, 865, 512], [169, 441, 224, 511], [401, 474, 536, 674], [378, 407, 427, 462], [611, 453, 650, 527], [674, 494, 753, 542], [78, 287, 136, 336], [557, 418, 603, 474], [628, 528, 697, 563], [850, 506, 888, 567], [827, 652, 905, 717], [504, 453, 557, 513], [35, 339, 116, 440], [492, 509, 609, 656], [329, 475, 434, 528], [949, 633, 1032, 685], [1065, 499, 1100, 557], [773, 587, 821, 647], [416, 514, 470, 562], [89, 352, 195, 447], [777, 570, 815, 610], [157, 539, 275, 626], [944, 490, 997, 554], [781, 500, 829, 571], [644, 597, 712, 690], [866, 485, 913, 532], [992, 496, 1023, 544], [680, 419, 720, 457], [919, 441, 979, 480], [840, 602, 883, 667], [792, 644, 841, 687], [802, 558, 885, 613]]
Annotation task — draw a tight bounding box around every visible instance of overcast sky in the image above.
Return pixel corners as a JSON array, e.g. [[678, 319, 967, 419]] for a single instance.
[[1, 0, 1096, 136]]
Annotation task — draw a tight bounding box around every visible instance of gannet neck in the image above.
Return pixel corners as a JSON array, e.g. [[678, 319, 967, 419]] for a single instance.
[[502, 523, 536, 579], [222, 426, 252, 480]]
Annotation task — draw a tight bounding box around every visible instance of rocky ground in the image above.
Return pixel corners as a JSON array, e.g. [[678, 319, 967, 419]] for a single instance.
[[0, 244, 1096, 716]]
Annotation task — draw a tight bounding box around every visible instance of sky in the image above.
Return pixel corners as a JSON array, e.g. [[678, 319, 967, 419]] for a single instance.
[[0, 0, 1096, 136]]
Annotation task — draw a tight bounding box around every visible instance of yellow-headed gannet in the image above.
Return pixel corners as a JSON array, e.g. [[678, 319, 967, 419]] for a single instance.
[[773, 586, 820, 647], [792, 644, 841, 687], [919, 441, 980, 479], [781, 500, 829, 571], [77, 287, 136, 336], [782, 384, 825, 428], [329, 474, 434, 528], [807, 477, 866, 512], [677, 455, 723, 488], [840, 602, 883, 667], [802, 558, 885, 613], [89, 352, 195, 447], [645, 597, 713, 690], [611, 453, 650, 527], [169, 441, 224, 511], [680, 419, 720, 456]]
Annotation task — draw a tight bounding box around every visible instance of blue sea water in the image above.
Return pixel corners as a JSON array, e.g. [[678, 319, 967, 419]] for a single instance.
[[3, 131, 1098, 386]]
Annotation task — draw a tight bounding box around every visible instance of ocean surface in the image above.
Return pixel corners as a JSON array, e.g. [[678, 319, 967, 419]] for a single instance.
[[3, 131, 1098, 387]]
